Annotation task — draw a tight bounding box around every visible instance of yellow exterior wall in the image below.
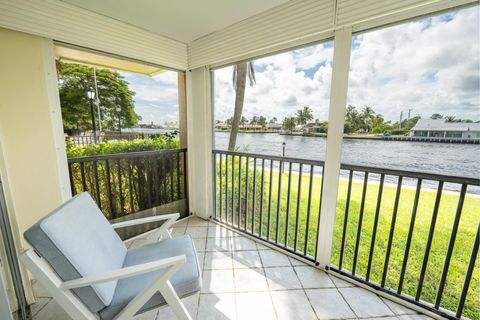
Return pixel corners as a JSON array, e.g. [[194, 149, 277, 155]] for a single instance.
[[0, 27, 71, 307]]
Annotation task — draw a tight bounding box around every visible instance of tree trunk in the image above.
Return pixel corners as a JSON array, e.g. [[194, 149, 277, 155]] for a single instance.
[[228, 62, 248, 151]]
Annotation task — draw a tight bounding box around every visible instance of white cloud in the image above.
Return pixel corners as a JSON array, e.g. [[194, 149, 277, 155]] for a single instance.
[[214, 41, 335, 122], [347, 6, 479, 121], [122, 70, 179, 125], [214, 6, 480, 122]]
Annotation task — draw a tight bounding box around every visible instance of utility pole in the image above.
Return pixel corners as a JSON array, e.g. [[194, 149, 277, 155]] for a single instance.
[[399, 111, 403, 131]]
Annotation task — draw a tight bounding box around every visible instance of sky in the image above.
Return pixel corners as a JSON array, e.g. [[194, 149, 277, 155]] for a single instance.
[[123, 5, 479, 125], [121, 70, 179, 125]]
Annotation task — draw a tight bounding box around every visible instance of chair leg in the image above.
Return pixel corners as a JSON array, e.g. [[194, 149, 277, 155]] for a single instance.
[[158, 281, 192, 320]]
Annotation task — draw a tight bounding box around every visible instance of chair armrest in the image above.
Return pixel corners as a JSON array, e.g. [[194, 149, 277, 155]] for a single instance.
[[60, 254, 186, 290], [111, 213, 180, 229]]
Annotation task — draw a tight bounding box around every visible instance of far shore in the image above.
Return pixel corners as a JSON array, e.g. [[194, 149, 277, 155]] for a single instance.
[[215, 130, 480, 144], [216, 129, 380, 139]]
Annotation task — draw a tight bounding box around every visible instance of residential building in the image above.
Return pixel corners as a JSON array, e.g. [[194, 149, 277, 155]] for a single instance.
[[410, 119, 480, 138]]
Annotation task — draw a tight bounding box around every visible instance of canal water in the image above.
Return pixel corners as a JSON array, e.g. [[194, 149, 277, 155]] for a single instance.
[[214, 132, 480, 192], [124, 129, 479, 191]]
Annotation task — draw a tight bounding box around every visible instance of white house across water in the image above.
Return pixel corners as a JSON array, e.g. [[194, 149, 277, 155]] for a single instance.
[[410, 119, 480, 139]]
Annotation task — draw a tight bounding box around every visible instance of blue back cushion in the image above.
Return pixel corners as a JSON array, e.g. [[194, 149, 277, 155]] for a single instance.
[[24, 192, 127, 312]]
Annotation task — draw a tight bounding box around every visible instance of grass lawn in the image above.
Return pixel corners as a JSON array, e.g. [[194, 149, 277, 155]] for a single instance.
[[215, 164, 479, 319]]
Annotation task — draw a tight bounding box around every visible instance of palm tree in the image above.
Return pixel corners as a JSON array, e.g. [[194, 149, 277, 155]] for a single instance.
[[240, 116, 248, 126], [361, 106, 375, 132], [258, 116, 267, 128], [295, 106, 314, 126], [228, 62, 256, 151], [283, 117, 297, 131], [445, 115, 456, 123]]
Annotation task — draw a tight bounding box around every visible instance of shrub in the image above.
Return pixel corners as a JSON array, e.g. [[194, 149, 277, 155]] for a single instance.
[[66, 135, 180, 158]]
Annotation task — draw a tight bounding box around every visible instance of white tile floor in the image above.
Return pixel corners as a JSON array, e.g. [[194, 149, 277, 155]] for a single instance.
[[20, 216, 430, 320]]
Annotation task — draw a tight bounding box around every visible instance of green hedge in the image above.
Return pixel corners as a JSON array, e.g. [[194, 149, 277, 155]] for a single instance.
[[66, 135, 179, 158]]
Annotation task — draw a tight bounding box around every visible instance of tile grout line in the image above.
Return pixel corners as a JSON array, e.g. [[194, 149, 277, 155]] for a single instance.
[[258, 245, 281, 320], [30, 297, 53, 319], [381, 296, 401, 318], [291, 263, 321, 320], [336, 284, 361, 319], [182, 217, 203, 320], [150, 308, 159, 320], [231, 233, 239, 320]]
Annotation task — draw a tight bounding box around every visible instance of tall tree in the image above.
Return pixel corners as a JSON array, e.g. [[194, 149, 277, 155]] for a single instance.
[[58, 62, 140, 134], [295, 106, 314, 125], [371, 114, 386, 133], [269, 117, 278, 123], [250, 116, 259, 125], [444, 115, 457, 123], [228, 62, 256, 151], [360, 106, 375, 132], [345, 105, 362, 132], [240, 116, 248, 126], [258, 116, 267, 128], [283, 117, 297, 131]]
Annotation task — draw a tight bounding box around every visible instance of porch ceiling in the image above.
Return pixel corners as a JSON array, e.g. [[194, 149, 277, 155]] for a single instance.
[[59, 0, 290, 43]]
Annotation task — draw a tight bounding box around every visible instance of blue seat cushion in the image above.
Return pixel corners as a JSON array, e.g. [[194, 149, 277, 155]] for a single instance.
[[99, 235, 202, 320], [24, 193, 127, 312]]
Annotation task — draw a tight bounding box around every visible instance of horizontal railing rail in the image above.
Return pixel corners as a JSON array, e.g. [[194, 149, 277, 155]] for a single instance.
[[212, 149, 325, 263], [340, 163, 479, 186], [212, 149, 479, 320], [68, 149, 188, 224], [213, 149, 326, 167], [331, 165, 479, 320]]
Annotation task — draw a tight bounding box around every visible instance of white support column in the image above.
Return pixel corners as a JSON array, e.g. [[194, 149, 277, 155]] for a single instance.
[[0, 29, 73, 306], [185, 67, 213, 220], [316, 27, 353, 269], [42, 38, 71, 201]]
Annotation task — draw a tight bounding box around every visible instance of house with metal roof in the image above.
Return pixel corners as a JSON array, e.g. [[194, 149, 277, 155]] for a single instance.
[[410, 119, 480, 139]]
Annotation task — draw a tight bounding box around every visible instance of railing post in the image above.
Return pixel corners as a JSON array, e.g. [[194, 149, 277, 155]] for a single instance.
[[316, 27, 352, 269]]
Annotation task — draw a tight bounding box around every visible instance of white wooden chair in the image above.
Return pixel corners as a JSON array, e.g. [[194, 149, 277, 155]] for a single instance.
[[19, 192, 201, 320]]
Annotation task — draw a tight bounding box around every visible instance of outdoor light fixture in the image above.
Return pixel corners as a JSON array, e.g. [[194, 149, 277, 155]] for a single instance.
[[87, 87, 97, 143], [87, 86, 96, 100]]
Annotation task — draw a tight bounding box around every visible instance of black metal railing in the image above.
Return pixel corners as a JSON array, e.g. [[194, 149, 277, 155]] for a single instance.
[[67, 132, 144, 146], [212, 150, 325, 263], [212, 150, 479, 320], [68, 149, 188, 238], [330, 164, 479, 320]]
